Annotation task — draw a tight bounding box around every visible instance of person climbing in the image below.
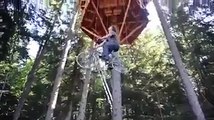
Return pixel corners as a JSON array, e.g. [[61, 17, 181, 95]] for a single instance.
[[95, 25, 120, 62]]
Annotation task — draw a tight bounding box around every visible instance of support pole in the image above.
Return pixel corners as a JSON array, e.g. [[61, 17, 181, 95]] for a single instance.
[[81, 26, 100, 38], [153, 0, 205, 120], [119, 0, 131, 38], [120, 23, 144, 44], [111, 52, 122, 120], [91, 1, 108, 34]]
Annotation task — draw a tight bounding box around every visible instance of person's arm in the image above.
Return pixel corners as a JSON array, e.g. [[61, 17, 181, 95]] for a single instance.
[[95, 39, 106, 48], [99, 31, 115, 39], [99, 34, 110, 39]]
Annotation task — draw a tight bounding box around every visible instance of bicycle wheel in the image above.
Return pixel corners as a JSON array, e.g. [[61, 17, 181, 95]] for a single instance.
[[76, 50, 97, 69]]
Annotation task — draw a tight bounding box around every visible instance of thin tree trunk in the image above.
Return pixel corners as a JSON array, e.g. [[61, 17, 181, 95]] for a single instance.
[[13, 40, 47, 120], [153, 0, 206, 120], [111, 53, 122, 120], [45, 10, 78, 120], [45, 33, 72, 120], [168, 0, 173, 14], [64, 101, 73, 120], [76, 69, 91, 120], [54, 37, 83, 120], [13, 12, 59, 120]]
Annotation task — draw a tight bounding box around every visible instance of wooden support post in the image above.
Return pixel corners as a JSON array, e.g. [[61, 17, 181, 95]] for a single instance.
[[91, 0, 108, 34], [120, 23, 144, 44], [119, 0, 131, 38], [81, 26, 101, 38], [111, 52, 122, 120]]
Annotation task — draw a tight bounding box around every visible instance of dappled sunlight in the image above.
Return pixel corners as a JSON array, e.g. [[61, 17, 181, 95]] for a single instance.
[[1, 0, 213, 120]]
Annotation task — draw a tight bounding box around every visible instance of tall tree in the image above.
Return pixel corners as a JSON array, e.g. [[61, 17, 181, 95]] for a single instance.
[[13, 11, 58, 120], [13, 40, 48, 120], [13, 4, 58, 120], [76, 69, 92, 120], [45, 9, 78, 120], [153, 0, 206, 120]]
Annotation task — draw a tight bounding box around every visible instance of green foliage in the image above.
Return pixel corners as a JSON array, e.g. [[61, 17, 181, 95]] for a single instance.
[[171, 7, 214, 118], [2, 1, 214, 119], [117, 30, 191, 119]]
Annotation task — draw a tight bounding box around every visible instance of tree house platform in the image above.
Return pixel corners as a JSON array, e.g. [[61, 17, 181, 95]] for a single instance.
[[79, 0, 149, 44]]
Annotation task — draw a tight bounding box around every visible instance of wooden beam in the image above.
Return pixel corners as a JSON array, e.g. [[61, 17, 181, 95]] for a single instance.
[[91, 28, 100, 35], [91, 1, 108, 34], [120, 22, 144, 44], [86, 9, 96, 14], [81, 26, 100, 38], [119, 0, 131, 38], [84, 18, 93, 22], [79, 0, 90, 23], [117, 20, 142, 24]]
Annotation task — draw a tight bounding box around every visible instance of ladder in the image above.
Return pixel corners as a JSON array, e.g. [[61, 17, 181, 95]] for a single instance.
[[95, 51, 125, 111], [95, 58, 113, 110]]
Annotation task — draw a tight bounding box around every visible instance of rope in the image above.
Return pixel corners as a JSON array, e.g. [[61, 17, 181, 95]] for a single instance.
[[77, 48, 114, 110], [99, 70, 113, 110], [95, 55, 113, 110]]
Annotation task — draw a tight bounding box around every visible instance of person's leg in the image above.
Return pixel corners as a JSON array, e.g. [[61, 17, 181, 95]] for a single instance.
[[102, 42, 110, 61], [102, 40, 119, 60], [113, 44, 119, 52], [106, 43, 118, 69]]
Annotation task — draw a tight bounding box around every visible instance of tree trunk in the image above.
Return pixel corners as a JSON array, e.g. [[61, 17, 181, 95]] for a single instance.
[[45, 33, 72, 120], [76, 69, 91, 120], [168, 0, 173, 14], [64, 101, 73, 120], [153, 0, 206, 120], [45, 10, 78, 120], [111, 53, 122, 120], [13, 40, 47, 120], [54, 37, 83, 120], [13, 12, 59, 120]]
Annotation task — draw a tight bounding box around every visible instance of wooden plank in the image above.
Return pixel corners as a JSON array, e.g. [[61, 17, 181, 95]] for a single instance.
[[119, 0, 131, 38], [86, 9, 96, 14], [117, 20, 142, 24], [84, 18, 93, 22], [80, 0, 90, 19], [100, 0, 117, 8], [120, 23, 144, 43], [91, 28, 100, 35], [113, 9, 122, 15], [99, 0, 125, 8], [91, 0, 108, 34], [81, 26, 100, 38]]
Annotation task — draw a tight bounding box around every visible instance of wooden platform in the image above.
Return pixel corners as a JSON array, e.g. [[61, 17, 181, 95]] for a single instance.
[[79, 0, 149, 44]]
